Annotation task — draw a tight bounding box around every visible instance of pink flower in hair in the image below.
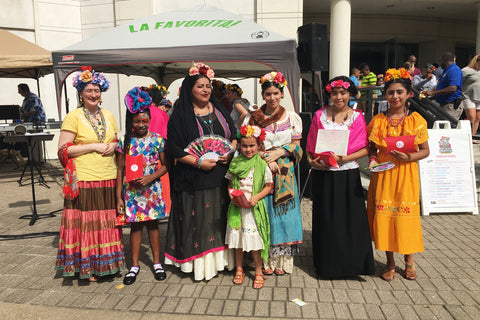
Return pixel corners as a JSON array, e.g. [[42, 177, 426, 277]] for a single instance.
[[326, 84, 332, 93], [343, 82, 351, 89]]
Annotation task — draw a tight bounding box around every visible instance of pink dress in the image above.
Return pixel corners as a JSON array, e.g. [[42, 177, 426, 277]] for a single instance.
[[149, 106, 169, 138], [148, 105, 171, 215]]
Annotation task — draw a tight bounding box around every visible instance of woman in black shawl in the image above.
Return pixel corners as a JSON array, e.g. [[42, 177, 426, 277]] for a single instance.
[[165, 62, 237, 281]]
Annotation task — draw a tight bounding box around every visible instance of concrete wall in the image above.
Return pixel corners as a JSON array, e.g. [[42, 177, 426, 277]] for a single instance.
[[304, 13, 476, 68], [0, 0, 302, 158]]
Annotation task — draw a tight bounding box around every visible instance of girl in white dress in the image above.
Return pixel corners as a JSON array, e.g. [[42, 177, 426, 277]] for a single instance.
[[225, 125, 273, 289]]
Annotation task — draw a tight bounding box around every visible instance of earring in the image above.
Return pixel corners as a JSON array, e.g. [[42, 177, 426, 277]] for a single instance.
[[99, 98, 103, 105], [79, 97, 83, 103]]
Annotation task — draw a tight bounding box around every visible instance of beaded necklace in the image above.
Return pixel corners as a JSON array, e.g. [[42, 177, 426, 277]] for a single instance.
[[83, 107, 106, 142], [387, 107, 407, 129], [195, 104, 214, 134], [331, 107, 349, 123]]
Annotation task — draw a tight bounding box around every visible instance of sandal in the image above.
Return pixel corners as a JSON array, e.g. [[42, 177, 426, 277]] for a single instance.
[[274, 268, 285, 276], [233, 267, 245, 285], [253, 274, 266, 289], [404, 264, 417, 280], [153, 263, 166, 281], [89, 275, 99, 282], [123, 266, 139, 285], [381, 266, 395, 282], [262, 268, 274, 276]]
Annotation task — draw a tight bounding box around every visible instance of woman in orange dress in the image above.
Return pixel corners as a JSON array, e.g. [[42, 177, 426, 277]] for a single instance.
[[367, 68, 429, 282]]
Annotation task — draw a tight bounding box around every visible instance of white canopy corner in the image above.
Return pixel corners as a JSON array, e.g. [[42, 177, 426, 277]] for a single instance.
[[52, 5, 301, 117]]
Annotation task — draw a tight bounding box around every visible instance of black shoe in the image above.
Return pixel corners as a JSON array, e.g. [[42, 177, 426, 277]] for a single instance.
[[123, 267, 139, 285], [154, 265, 167, 281]]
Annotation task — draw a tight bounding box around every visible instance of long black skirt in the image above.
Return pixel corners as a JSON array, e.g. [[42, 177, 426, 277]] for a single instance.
[[311, 168, 375, 278], [165, 186, 229, 264]]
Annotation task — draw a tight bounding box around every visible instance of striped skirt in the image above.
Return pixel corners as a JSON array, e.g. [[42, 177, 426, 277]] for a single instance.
[[55, 179, 125, 279]]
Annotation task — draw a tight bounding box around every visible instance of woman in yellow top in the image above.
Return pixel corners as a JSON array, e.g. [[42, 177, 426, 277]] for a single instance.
[[367, 68, 429, 282], [55, 66, 125, 281]]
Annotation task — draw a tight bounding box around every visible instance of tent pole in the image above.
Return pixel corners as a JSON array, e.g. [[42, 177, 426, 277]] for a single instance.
[[36, 69, 41, 98], [63, 82, 70, 114]]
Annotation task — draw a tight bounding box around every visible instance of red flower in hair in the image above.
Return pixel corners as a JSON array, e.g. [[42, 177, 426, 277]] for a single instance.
[[80, 66, 92, 71], [274, 72, 285, 84], [198, 66, 209, 76], [258, 129, 266, 142], [240, 126, 248, 136]]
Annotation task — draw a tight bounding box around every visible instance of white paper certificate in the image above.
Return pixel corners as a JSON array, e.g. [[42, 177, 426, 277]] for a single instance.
[[315, 129, 349, 156]]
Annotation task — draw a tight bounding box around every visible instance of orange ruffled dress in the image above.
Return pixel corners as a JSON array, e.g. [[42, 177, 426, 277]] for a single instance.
[[367, 112, 428, 254]]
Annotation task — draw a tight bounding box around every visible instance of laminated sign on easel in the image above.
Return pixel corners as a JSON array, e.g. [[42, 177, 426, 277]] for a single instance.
[[419, 120, 478, 216]]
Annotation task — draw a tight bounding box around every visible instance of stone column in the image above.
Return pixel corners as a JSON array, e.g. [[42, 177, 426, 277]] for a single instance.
[[329, 0, 351, 79]]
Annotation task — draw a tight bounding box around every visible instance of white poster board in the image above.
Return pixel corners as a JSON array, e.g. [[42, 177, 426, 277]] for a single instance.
[[315, 129, 349, 156], [419, 120, 478, 216]]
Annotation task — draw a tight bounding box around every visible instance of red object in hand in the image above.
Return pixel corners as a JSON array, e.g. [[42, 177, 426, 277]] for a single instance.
[[229, 188, 252, 208], [384, 135, 417, 154], [313, 152, 339, 168], [126, 154, 143, 182]]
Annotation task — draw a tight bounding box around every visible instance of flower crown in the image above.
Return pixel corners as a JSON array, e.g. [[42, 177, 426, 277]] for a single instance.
[[384, 68, 410, 83], [325, 79, 351, 93], [238, 125, 266, 143], [72, 66, 110, 92], [259, 71, 287, 89], [189, 62, 215, 79], [124, 87, 152, 114], [226, 83, 243, 96], [148, 84, 169, 96]]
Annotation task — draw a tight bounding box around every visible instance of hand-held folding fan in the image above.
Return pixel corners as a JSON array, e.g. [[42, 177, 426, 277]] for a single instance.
[[184, 134, 234, 161]]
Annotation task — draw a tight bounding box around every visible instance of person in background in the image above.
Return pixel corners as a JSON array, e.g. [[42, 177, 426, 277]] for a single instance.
[[212, 79, 232, 113], [376, 74, 385, 97], [56, 66, 124, 282], [407, 55, 422, 77], [433, 63, 443, 80], [460, 54, 480, 140], [367, 68, 429, 282], [424, 52, 463, 121], [143, 84, 172, 215], [226, 83, 250, 129], [17, 83, 47, 123], [358, 63, 377, 113], [349, 68, 362, 108], [412, 64, 437, 92], [402, 62, 415, 78]]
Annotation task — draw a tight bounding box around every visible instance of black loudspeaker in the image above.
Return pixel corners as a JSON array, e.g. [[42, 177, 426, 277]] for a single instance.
[[297, 23, 329, 72], [299, 112, 313, 200]]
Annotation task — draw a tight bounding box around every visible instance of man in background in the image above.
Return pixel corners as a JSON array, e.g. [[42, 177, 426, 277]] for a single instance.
[[424, 52, 463, 120], [17, 83, 47, 123], [358, 63, 377, 113]]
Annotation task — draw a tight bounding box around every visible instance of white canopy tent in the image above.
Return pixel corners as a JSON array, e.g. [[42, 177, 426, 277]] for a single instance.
[[52, 5, 301, 118]]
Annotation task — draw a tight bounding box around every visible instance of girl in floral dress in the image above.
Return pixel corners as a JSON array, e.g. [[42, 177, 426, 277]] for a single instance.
[[116, 87, 168, 285]]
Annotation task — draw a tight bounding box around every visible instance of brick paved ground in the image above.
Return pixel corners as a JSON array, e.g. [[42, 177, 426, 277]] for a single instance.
[[0, 160, 479, 319]]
